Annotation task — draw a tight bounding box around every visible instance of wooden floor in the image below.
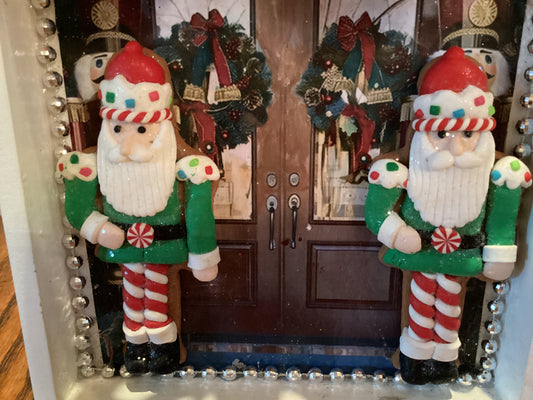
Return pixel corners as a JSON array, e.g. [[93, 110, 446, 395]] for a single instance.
[[0, 218, 33, 399]]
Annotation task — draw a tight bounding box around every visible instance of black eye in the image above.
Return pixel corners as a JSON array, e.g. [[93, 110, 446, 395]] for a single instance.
[[137, 126, 146, 134], [113, 125, 121, 133], [485, 55, 493, 64], [96, 59, 103, 68], [464, 130, 473, 138], [437, 130, 447, 139]]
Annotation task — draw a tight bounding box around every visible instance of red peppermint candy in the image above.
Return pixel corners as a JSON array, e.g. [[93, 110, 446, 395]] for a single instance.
[[127, 223, 154, 249], [431, 226, 461, 254]]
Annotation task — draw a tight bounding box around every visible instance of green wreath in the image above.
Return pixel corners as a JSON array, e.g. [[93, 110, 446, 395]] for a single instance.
[[155, 10, 272, 163], [296, 12, 422, 182]]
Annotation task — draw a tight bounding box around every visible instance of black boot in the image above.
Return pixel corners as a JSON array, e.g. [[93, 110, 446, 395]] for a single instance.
[[148, 341, 181, 374], [124, 342, 150, 374], [427, 359, 459, 384], [399, 352, 431, 385]]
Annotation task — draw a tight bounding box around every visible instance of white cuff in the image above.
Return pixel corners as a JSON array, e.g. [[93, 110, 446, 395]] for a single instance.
[[399, 328, 435, 360], [188, 247, 221, 270], [80, 211, 109, 243], [122, 324, 148, 344], [146, 321, 178, 345], [377, 212, 405, 248], [483, 245, 517, 263], [432, 338, 461, 362]]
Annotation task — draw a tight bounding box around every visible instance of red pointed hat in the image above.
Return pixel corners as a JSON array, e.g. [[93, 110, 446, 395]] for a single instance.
[[104, 41, 166, 84], [99, 41, 172, 123], [412, 47, 495, 133], [419, 46, 488, 95]]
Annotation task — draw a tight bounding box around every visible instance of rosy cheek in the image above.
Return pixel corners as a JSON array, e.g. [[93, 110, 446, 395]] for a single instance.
[[89, 68, 103, 81], [484, 64, 497, 76]]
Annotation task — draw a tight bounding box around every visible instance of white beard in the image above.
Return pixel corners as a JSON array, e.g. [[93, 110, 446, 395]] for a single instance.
[[407, 132, 495, 228], [97, 120, 177, 217]]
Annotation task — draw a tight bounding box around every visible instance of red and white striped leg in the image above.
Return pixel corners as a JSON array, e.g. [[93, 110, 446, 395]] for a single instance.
[[143, 264, 177, 345], [121, 263, 149, 344], [433, 274, 462, 362], [400, 272, 437, 360]]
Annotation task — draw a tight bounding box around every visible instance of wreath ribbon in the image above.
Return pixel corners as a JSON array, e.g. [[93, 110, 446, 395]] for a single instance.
[[181, 101, 219, 163], [336, 12, 375, 80], [340, 104, 375, 175], [190, 10, 233, 87]]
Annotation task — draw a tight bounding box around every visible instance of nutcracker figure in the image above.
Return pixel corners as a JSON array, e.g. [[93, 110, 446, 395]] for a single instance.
[[365, 47, 531, 384], [57, 41, 220, 374]]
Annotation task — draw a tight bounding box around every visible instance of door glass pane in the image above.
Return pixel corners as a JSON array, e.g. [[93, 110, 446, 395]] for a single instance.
[[310, 0, 419, 221], [155, 0, 257, 221]]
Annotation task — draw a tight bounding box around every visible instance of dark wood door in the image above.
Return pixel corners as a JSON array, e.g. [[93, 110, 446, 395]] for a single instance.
[[180, 0, 402, 345]]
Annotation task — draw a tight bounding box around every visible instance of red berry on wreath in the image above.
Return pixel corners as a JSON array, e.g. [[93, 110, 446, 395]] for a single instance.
[[221, 130, 229, 140], [225, 37, 241, 60], [236, 75, 251, 90], [228, 109, 242, 122]]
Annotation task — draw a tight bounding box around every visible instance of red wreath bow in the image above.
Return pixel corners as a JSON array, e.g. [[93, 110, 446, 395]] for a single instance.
[[336, 12, 375, 80], [190, 9, 232, 87]]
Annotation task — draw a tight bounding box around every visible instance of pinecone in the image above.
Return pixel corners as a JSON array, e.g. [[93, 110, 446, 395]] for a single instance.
[[225, 37, 241, 60], [243, 90, 263, 111], [379, 44, 411, 75], [246, 57, 262, 75], [304, 88, 321, 107], [241, 36, 256, 55]]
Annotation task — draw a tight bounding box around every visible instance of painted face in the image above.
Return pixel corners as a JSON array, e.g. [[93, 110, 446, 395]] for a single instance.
[[464, 49, 497, 90], [108, 121, 161, 161], [89, 53, 112, 84], [426, 130, 482, 157]]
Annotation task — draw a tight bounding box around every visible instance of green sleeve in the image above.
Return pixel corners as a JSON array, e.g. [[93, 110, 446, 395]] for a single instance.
[[184, 181, 217, 254], [485, 182, 522, 245], [365, 183, 403, 235], [64, 178, 99, 230]]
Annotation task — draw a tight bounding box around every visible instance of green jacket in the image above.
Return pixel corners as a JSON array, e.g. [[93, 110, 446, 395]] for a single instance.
[[57, 152, 219, 267], [365, 157, 530, 276]]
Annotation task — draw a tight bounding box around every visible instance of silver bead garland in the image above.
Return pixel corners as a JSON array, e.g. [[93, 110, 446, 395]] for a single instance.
[[286, 367, 302, 382], [264, 366, 278, 381]]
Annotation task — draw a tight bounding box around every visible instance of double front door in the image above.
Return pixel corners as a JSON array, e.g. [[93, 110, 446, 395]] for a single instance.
[[179, 0, 404, 345]]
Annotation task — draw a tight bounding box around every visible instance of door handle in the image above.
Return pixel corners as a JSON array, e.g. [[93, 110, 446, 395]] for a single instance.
[[288, 194, 301, 249], [266, 195, 278, 250]]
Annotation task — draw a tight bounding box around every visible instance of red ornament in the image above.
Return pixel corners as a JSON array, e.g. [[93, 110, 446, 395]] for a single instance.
[[431, 227, 461, 254], [127, 223, 155, 249]]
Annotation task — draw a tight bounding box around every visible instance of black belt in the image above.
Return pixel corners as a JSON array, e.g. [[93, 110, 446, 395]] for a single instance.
[[114, 222, 186, 241], [417, 230, 485, 250]]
